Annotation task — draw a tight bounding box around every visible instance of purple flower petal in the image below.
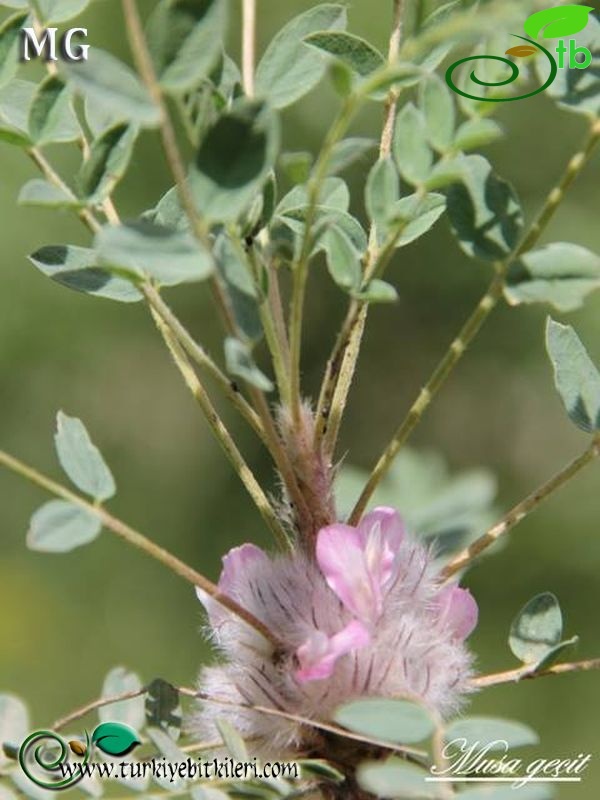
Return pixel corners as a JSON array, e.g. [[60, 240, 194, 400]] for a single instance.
[[295, 621, 370, 683], [436, 585, 479, 640], [196, 543, 267, 625]]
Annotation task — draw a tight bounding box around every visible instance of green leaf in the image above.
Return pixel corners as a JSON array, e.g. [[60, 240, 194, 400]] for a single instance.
[[546, 317, 600, 432], [457, 786, 553, 800], [255, 4, 347, 109], [505, 243, 600, 312], [147, 0, 227, 93], [11, 0, 92, 24], [453, 118, 503, 151], [215, 720, 248, 761], [298, 760, 344, 784], [18, 179, 80, 209], [444, 716, 539, 749], [509, 592, 563, 664], [0, 13, 27, 89], [358, 759, 434, 799], [29, 244, 143, 303], [0, 695, 28, 768], [76, 123, 137, 203], [279, 151, 313, 185], [542, 14, 600, 117], [55, 411, 116, 500], [277, 176, 350, 214], [62, 48, 160, 127], [445, 155, 523, 261], [28, 75, 80, 145], [27, 500, 101, 553], [92, 722, 140, 757], [224, 338, 273, 392], [305, 31, 385, 78], [0, 80, 35, 145], [145, 727, 187, 790], [420, 73, 455, 152], [524, 5, 593, 39], [389, 192, 447, 247], [214, 234, 262, 342], [191, 99, 279, 223], [393, 102, 433, 186], [532, 635, 579, 671], [95, 221, 213, 286], [327, 137, 377, 175], [145, 678, 182, 741], [321, 225, 361, 291], [365, 157, 400, 236], [99, 668, 145, 730], [353, 279, 398, 304], [335, 699, 434, 745]]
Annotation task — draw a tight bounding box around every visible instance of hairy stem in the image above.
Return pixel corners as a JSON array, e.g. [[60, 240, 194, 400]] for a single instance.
[[152, 309, 290, 550], [242, 0, 256, 97], [443, 436, 600, 579], [350, 118, 600, 523], [0, 449, 279, 645], [472, 657, 600, 689]]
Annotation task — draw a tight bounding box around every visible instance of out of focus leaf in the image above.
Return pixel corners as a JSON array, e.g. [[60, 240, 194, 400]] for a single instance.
[[505, 243, 600, 312], [145, 679, 182, 741], [393, 102, 433, 185], [546, 318, 600, 432], [327, 137, 377, 175], [29, 244, 142, 302], [446, 155, 523, 261], [335, 699, 434, 744], [27, 501, 101, 552], [453, 118, 503, 151], [298, 760, 344, 784], [358, 759, 434, 799], [255, 4, 347, 109], [99, 668, 145, 730], [305, 31, 385, 78], [55, 411, 116, 500], [365, 157, 400, 237], [19, 179, 80, 209], [279, 151, 313, 185], [63, 49, 160, 127], [321, 225, 361, 290], [224, 338, 273, 392], [191, 100, 279, 222], [214, 234, 262, 342], [420, 73, 455, 152], [0, 79, 35, 146], [95, 221, 213, 286], [0, 13, 26, 89], [77, 123, 137, 203], [0, 695, 28, 768], [353, 279, 398, 304], [28, 75, 80, 145], [509, 592, 563, 664], [147, 0, 226, 92], [445, 716, 539, 749], [216, 720, 248, 761]]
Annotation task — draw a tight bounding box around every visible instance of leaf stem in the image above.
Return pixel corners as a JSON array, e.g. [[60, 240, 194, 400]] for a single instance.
[[152, 309, 290, 550], [120, 0, 237, 334], [0, 448, 280, 646], [472, 657, 600, 689], [442, 436, 600, 579], [242, 0, 256, 97], [349, 117, 600, 524]]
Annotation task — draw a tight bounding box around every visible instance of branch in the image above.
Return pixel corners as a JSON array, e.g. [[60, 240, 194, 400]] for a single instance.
[[242, 0, 256, 97], [472, 658, 600, 689], [151, 309, 291, 550], [0, 449, 280, 646], [442, 436, 600, 579], [349, 117, 600, 523]]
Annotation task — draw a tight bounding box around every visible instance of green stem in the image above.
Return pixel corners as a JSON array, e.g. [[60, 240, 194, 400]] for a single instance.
[[0, 449, 279, 646], [152, 309, 290, 550], [349, 117, 600, 524], [443, 436, 600, 579]]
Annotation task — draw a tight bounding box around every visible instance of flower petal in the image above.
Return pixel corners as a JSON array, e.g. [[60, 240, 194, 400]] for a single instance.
[[196, 543, 267, 626], [316, 523, 377, 622], [359, 507, 405, 593], [295, 621, 370, 683], [436, 585, 478, 640]]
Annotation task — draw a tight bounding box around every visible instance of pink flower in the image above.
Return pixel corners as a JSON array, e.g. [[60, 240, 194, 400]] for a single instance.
[[315, 507, 405, 625], [295, 621, 370, 683], [435, 585, 478, 640]]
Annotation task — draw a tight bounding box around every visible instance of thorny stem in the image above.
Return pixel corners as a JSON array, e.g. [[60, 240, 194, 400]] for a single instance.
[[120, 0, 237, 335], [443, 436, 600, 578], [152, 309, 291, 550], [317, 0, 405, 454], [241, 0, 256, 97], [472, 658, 600, 688], [349, 117, 600, 524], [0, 449, 279, 646]]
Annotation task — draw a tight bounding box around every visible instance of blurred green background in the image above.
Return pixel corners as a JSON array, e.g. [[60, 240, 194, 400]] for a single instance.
[[1, 1, 599, 797]]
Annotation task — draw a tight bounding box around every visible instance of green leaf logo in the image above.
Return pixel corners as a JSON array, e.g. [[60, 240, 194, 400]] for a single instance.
[[91, 722, 140, 757], [523, 4, 594, 40]]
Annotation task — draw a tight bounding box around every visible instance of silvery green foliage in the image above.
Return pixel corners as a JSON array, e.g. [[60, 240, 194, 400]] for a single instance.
[[1, 0, 600, 798]]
